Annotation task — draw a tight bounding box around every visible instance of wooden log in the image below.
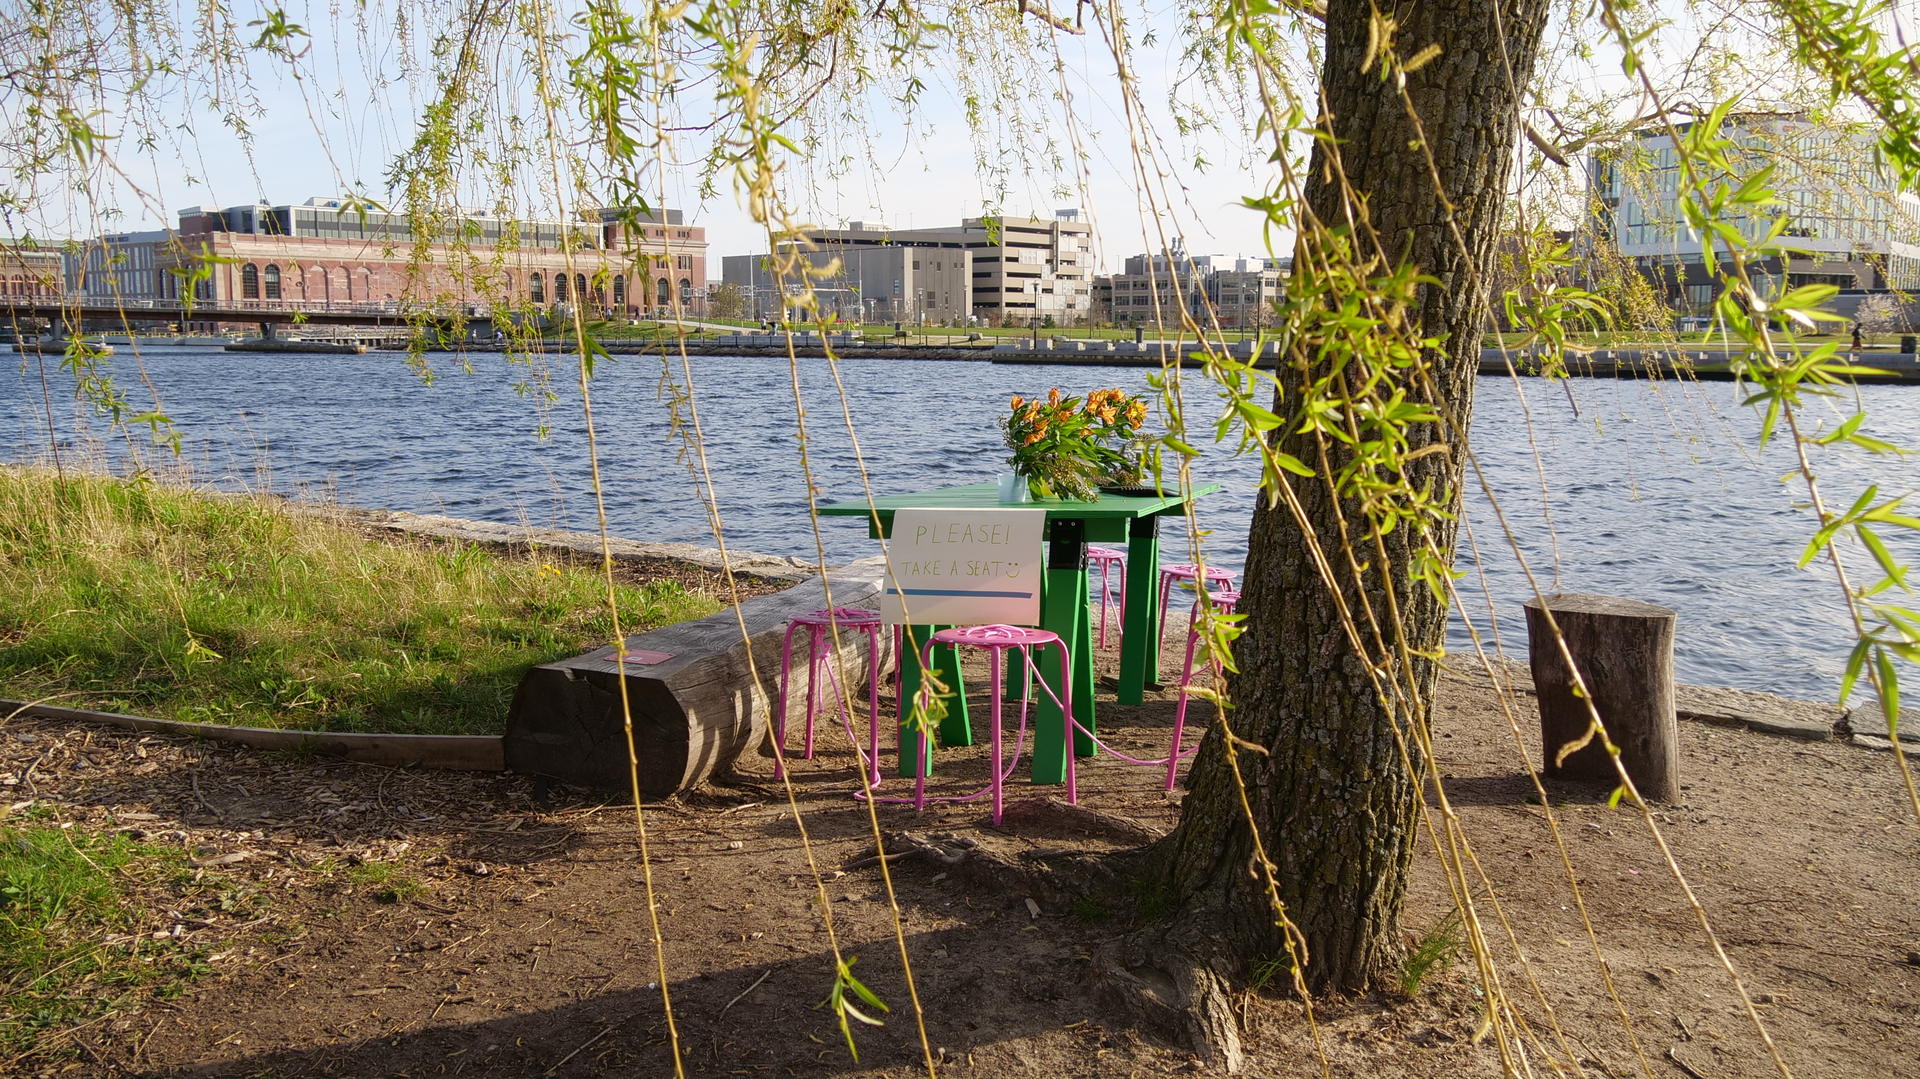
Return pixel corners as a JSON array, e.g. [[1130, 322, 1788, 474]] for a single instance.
[[1523, 593, 1680, 802], [504, 557, 887, 796]]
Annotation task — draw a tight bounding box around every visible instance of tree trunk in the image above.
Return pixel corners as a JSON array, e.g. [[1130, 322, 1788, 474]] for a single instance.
[[1152, 0, 1552, 994]]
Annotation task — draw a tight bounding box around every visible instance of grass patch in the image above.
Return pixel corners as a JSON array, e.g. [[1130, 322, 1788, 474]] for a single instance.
[[0, 824, 227, 1059], [0, 468, 720, 735], [341, 861, 426, 904], [1399, 909, 1464, 997]]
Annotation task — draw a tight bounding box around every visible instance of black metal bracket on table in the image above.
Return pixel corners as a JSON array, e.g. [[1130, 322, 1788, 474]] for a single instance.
[[1048, 518, 1086, 570]]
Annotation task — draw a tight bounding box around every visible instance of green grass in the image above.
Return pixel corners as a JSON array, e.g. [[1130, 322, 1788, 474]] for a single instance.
[[548, 318, 723, 341], [0, 468, 721, 734], [0, 824, 229, 1058], [340, 861, 426, 904], [1398, 909, 1464, 996]]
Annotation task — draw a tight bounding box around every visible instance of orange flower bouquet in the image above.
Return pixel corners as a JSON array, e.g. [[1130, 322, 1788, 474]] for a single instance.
[[1002, 386, 1150, 501]]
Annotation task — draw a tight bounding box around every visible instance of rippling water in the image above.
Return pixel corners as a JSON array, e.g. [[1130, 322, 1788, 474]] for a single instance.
[[6, 345, 1917, 701]]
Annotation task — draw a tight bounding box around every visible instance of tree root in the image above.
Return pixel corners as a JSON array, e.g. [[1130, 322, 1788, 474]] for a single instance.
[[1095, 933, 1245, 1073]]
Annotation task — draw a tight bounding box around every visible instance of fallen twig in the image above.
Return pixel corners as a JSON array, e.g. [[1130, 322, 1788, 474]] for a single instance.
[[545, 1021, 620, 1075], [717, 969, 774, 1018], [188, 768, 223, 819], [1666, 1046, 1713, 1079]]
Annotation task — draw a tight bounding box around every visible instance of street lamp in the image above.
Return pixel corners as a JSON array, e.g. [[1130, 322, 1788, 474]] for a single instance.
[[1031, 280, 1040, 348]]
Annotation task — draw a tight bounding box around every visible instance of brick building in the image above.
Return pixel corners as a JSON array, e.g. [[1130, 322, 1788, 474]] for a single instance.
[[67, 198, 707, 318], [1, 243, 65, 303]]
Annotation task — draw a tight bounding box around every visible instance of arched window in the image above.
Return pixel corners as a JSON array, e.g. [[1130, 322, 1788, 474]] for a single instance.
[[679, 278, 692, 306], [263, 264, 281, 300], [656, 277, 670, 305], [612, 274, 625, 307], [241, 263, 260, 299], [574, 274, 587, 303], [530, 272, 545, 304], [553, 272, 568, 303]]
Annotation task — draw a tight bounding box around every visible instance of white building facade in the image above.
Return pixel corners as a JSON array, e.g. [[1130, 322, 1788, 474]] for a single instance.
[[1589, 114, 1920, 312]]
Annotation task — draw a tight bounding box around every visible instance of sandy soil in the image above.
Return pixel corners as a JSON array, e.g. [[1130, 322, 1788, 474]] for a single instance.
[[3, 634, 1918, 1078]]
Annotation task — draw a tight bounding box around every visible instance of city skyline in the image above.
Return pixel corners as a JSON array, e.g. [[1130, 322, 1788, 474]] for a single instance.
[[19, 6, 1289, 279]]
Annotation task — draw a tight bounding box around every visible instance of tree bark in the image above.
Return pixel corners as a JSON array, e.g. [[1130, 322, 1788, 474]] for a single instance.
[[1152, 0, 1552, 994]]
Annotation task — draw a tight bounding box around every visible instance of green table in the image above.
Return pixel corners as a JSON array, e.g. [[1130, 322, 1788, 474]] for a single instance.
[[818, 481, 1217, 784]]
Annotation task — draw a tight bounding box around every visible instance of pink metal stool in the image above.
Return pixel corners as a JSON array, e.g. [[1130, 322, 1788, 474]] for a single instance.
[[1061, 588, 1239, 792], [868, 624, 1075, 826], [1156, 564, 1237, 649], [1167, 589, 1239, 789], [773, 607, 886, 785], [1087, 546, 1126, 649]]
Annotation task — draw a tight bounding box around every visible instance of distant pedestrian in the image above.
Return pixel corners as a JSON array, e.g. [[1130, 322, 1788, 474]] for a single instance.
[[1852, 323, 1864, 352]]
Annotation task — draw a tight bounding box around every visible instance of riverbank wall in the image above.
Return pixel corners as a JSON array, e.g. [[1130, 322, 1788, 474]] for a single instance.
[[421, 338, 1920, 383]]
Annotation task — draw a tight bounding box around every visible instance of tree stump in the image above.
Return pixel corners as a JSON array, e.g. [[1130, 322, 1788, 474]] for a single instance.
[[1523, 593, 1679, 802]]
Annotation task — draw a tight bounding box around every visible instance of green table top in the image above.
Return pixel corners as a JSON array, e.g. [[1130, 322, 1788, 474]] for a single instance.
[[818, 481, 1219, 522]]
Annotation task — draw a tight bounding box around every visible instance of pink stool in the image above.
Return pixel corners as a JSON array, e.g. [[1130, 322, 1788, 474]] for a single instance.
[[1087, 546, 1126, 649], [1157, 564, 1237, 649], [883, 625, 1076, 826], [773, 607, 886, 785], [1055, 587, 1238, 793], [1168, 589, 1240, 789]]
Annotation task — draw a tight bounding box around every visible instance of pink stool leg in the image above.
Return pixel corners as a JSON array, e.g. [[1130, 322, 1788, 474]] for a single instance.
[[1095, 558, 1111, 650], [912, 637, 936, 812], [1057, 641, 1077, 806], [1168, 606, 1205, 790], [865, 624, 883, 787], [773, 620, 803, 779], [818, 625, 857, 765], [988, 646, 1006, 825], [803, 625, 825, 760], [1157, 571, 1176, 651]]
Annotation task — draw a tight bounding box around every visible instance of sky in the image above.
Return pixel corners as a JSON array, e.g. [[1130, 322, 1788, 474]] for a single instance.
[[54, 0, 1297, 276], [47, 0, 1920, 274]]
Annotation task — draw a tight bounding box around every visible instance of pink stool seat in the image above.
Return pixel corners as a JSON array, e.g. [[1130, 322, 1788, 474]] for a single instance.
[[774, 607, 886, 785], [869, 623, 1076, 825], [1156, 564, 1237, 651], [1086, 546, 1125, 649]]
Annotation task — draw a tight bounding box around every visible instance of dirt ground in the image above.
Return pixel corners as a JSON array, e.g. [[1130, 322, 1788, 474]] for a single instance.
[[4, 627, 1919, 1078]]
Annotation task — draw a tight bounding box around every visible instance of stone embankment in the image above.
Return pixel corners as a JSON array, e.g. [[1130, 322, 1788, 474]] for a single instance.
[[437, 336, 1920, 382]]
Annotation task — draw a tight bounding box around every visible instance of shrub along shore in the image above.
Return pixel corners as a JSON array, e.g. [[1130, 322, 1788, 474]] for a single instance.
[[0, 467, 720, 736]]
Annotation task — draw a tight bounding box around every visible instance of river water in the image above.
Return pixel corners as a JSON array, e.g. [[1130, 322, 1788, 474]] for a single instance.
[[6, 345, 1917, 702]]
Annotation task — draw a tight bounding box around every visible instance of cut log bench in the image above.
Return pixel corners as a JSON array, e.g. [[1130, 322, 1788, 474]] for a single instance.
[[1523, 592, 1681, 802], [505, 556, 888, 796]]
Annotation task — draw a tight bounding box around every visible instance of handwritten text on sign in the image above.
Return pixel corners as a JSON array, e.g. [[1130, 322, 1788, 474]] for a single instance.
[[880, 508, 1044, 627]]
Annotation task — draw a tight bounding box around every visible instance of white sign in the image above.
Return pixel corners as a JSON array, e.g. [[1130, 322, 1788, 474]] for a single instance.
[[879, 508, 1044, 627]]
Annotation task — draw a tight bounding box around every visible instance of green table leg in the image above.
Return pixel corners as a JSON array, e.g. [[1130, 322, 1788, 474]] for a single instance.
[[895, 625, 971, 779], [1032, 522, 1095, 783], [1118, 514, 1163, 705]]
